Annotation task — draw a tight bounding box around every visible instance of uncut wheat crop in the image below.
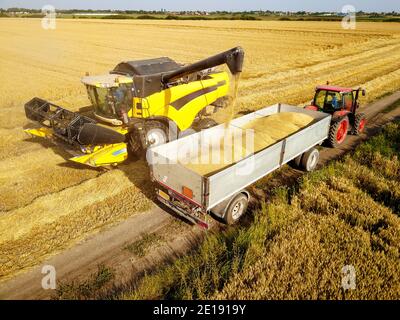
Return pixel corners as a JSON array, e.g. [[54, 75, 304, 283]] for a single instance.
[[0, 18, 399, 280]]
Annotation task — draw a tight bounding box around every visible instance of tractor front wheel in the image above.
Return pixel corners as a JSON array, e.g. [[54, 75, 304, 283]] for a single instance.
[[351, 113, 367, 135], [328, 117, 349, 148]]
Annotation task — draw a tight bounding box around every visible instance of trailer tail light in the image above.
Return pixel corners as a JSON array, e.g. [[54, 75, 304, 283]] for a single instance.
[[182, 186, 193, 199]]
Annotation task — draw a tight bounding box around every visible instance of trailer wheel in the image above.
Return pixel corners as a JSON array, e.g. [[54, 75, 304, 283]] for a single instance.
[[223, 193, 249, 225], [300, 148, 319, 172], [288, 154, 303, 169], [328, 117, 349, 148], [351, 113, 367, 135]]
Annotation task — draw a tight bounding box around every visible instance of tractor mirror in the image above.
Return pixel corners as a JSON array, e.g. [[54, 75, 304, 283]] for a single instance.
[[362, 89, 366, 96]]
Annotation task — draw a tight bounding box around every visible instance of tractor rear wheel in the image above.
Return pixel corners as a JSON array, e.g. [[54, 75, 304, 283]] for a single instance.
[[328, 117, 349, 148], [351, 113, 367, 135]]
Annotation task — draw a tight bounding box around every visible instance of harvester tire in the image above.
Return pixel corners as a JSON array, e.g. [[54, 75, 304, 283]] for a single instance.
[[127, 120, 168, 156], [328, 117, 349, 148], [351, 113, 367, 136], [144, 121, 169, 149], [127, 129, 142, 156]]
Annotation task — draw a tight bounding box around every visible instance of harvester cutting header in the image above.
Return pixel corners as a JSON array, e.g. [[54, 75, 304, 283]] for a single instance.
[[24, 47, 245, 167]]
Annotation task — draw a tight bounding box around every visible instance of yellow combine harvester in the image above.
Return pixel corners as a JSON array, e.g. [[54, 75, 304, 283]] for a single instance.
[[24, 47, 244, 167]]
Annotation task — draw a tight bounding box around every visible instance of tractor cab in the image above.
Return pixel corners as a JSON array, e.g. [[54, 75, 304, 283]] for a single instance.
[[308, 85, 366, 115], [305, 85, 367, 148], [82, 74, 134, 126], [307, 85, 365, 114]]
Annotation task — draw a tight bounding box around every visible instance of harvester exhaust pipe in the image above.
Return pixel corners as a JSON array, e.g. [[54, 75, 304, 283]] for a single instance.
[[162, 46, 244, 83], [78, 123, 126, 145]]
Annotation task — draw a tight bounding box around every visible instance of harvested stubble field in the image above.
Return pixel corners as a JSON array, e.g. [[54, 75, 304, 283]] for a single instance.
[[1, 18, 400, 281]]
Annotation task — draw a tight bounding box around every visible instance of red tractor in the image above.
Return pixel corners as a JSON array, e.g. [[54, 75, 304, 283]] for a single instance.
[[305, 85, 367, 147]]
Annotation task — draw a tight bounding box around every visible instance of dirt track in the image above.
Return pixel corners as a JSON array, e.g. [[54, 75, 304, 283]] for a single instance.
[[0, 92, 399, 300]]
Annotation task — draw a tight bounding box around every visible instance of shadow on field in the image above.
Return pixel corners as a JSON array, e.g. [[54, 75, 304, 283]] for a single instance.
[[22, 128, 105, 171], [118, 159, 195, 227]]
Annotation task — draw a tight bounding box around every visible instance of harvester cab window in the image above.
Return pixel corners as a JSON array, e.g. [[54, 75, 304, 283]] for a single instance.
[[97, 87, 115, 116], [113, 85, 131, 107], [112, 85, 132, 122], [87, 86, 96, 107]]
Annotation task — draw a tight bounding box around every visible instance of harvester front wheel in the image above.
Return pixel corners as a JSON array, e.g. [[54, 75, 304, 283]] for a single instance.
[[144, 121, 169, 149], [328, 117, 349, 148], [127, 120, 168, 156], [127, 129, 142, 155]]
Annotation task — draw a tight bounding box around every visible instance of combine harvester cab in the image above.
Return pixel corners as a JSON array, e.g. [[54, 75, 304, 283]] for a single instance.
[[24, 97, 128, 167]]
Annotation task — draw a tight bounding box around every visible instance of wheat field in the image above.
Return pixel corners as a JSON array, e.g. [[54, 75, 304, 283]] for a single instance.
[[0, 18, 400, 280]]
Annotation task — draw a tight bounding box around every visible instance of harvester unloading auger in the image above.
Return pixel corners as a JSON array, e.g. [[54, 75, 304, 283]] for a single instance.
[[24, 47, 245, 167]]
